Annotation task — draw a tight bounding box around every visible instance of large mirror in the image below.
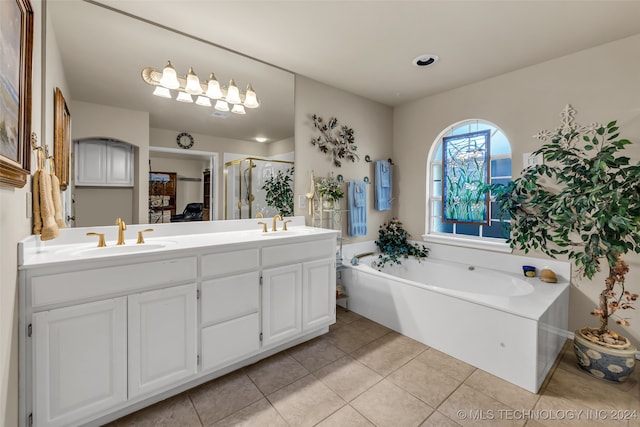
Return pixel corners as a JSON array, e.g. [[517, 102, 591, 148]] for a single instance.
[[47, 0, 295, 227]]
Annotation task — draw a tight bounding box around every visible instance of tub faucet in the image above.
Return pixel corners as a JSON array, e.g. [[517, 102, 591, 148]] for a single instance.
[[351, 251, 375, 265], [272, 214, 283, 232], [116, 217, 126, 245]]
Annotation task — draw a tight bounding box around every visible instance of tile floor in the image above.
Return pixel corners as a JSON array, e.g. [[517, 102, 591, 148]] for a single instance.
[[110, 307, 639, 426]]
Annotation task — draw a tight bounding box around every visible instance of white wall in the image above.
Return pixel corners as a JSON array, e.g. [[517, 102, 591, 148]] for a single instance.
[[294, 76, 395, 242], [394, 34, 640, 347]]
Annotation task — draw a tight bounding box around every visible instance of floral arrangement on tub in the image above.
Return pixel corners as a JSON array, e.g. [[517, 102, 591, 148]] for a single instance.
[[375, 218, 429, 269]]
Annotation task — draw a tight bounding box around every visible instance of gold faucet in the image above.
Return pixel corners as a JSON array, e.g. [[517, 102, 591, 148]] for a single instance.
[[283, 219, 292, 231], [116, 217, 126, 245], [137, 228, 154, 244], [272, 214, 283, 232], [257, 221, 268, 232], [255, 212, 264, 218], [86, 232, 106, 247]]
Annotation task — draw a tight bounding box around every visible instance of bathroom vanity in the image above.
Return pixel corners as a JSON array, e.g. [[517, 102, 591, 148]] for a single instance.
[[18, 217, 338, 427]]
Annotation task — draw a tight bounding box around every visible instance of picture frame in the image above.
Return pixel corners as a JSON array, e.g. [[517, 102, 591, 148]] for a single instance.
[[54, 87, 71, 190], [442, 129, 491, 225], [0, 0, 33, 188]]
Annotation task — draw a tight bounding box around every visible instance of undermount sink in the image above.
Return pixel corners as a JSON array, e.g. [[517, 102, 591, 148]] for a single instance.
[[259, 228, 315, 237], [74, 243, 168, 256], [50, 241, 177, 258]]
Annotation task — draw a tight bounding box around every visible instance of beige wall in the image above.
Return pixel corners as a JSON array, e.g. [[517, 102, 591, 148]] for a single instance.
[[394, 34, 640, 347], [0, 1, 43, 425], [294, 76, 394, 241]]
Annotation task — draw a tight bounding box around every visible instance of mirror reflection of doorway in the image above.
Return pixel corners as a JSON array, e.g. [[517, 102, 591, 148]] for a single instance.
[[149, 147, 217, 222]]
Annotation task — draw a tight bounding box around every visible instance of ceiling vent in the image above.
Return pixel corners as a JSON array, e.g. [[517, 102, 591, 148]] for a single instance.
[[412, 54, 439, 68]]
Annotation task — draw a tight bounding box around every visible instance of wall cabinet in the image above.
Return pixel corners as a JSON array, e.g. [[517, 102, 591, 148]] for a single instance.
[[75, 139, 134, 187]]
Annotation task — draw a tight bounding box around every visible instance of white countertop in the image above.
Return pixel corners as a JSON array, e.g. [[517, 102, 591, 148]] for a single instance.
[[19, 217, 340, 269]]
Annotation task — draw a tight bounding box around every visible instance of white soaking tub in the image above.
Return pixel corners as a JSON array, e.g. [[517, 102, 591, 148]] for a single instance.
[[342, 255, 569, 392]]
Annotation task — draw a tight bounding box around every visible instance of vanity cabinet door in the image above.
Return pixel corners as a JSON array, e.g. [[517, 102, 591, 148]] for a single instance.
[[33, 297, 127, 427], [302, 258, 336, 332], [261, 264, 302, 348], [128, 283, 198, 398]]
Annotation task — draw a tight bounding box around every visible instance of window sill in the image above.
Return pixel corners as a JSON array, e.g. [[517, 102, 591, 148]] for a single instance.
[[421, 233, 512, 253]]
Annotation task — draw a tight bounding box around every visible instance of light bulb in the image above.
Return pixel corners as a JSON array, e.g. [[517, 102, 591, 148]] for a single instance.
[[159, 61, 180, 89], [196, 96, 212, 106], [185, 67, 202, 95], [205, 73, 222, 99], [226, 79, 241, 104], [214, 100, 229, 112], [152, 86, 172, 98], [231, 104, 246, 114], [176, 91, 193, 103], [243, 84, 259, 108]]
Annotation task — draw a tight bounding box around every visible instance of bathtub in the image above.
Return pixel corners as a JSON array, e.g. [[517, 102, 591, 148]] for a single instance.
[[341, 255, 569, 393]]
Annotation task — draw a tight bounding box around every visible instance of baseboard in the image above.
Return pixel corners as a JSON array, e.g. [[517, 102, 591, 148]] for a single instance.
[[563, 329, 640, 359]]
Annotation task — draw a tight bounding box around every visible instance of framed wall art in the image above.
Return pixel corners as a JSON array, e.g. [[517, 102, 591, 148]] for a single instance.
[[54, 87, 71, 190], [0, 0, 33, 188]]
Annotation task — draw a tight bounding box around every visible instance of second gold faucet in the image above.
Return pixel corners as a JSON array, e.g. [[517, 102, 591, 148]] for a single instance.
[[116, 217, 126, 245], [272, 214, 283, 232]]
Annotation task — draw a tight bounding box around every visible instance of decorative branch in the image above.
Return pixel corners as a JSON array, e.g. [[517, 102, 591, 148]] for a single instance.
[[310, 114, 359, 167]]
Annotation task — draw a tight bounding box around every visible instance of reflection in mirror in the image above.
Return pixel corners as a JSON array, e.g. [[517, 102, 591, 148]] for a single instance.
[[224, 157, 294, 219], [47, 1, 295, 227]]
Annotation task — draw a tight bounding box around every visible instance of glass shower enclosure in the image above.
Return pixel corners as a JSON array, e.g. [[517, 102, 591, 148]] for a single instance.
[[224, 157, 294, 219]]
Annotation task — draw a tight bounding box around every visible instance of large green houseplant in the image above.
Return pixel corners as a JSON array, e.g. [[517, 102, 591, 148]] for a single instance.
[[491, 106, 639, 381]]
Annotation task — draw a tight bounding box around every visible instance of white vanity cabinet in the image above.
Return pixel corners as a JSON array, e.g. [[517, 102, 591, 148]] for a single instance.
[[128, 283, 198, 398], [33, 297, 128, 427], [261, 264, 303, 348], [19, 224, 338, 427], [261, 239, 336, 350], [200, 248, 261, 372], [24, 256, 198, 427]]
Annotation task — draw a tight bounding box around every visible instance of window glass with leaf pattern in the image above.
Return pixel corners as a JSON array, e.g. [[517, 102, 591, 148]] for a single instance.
[[429, 120, 511, 240]]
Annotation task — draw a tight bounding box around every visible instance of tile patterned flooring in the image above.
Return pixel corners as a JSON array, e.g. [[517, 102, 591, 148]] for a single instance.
[[110, 307, 639, 426]]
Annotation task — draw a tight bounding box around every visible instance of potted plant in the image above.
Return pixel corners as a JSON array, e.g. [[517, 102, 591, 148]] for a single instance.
[[316, 175, 344, 209], [490, 105, 639, 382], [374, 217, 430, 269], [261, 167, 294, 217]]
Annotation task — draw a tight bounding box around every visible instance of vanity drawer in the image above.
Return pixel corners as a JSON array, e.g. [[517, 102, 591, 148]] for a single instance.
[[201, 312, 260, 373], [262, 238, 335, 267], [201, 271, 259, 326], [31, 257, 197, 309], [201, 248, 259, 278]]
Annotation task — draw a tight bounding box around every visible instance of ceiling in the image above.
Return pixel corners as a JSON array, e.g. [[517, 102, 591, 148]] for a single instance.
[[51, 1, 640, 141]]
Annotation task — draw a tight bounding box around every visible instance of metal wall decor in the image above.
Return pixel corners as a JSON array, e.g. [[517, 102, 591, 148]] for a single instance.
[[310, 114, 359, 167]]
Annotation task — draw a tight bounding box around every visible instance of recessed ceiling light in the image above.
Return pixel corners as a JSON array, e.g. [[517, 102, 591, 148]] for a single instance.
[[412, 54, 439, 68], [255, 137, 267, 143]]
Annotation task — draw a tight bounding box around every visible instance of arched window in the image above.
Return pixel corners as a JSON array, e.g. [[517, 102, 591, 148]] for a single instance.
[[426, 120, 512, 248]]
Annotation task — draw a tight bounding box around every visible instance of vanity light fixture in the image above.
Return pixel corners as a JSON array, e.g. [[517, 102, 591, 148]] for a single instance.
[[142, 61, 260, 114]]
